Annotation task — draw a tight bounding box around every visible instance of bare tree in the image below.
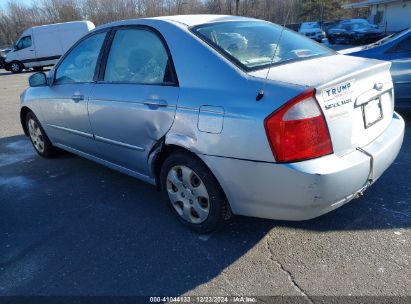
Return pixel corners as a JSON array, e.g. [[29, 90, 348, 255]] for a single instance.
[[41, 0, 82, 22], [0, 0, 366, 47]]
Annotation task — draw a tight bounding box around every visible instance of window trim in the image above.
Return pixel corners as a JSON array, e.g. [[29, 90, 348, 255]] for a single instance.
[[190, 21, 334, 73], [52, 28, 111, 86], [97, 24, 179, 87]]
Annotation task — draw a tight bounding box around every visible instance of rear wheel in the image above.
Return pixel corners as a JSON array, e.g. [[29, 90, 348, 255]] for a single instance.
[[26, 111, 57, 158], [10, 61, 23, 73], [160, 151, 232, 233]]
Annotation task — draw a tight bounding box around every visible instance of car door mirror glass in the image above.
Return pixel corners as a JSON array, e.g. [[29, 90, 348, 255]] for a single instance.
[[29, 72, 48, 87]]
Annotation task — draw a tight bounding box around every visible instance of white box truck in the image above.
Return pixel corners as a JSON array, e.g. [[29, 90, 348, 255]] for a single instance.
[[5, 21, 95, 73]]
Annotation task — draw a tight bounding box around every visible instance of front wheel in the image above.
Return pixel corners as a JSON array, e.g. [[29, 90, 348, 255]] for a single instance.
[[10, 61, 23, 73], [26, 111, 57, 158], [160, 151, 232, 233]]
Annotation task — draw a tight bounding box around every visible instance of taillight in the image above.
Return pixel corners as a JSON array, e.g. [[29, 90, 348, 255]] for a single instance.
[[264, 88, 333, 163]]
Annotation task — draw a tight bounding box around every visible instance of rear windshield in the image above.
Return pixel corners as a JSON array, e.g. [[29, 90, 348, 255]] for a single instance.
[[192, 21, 333, 71]]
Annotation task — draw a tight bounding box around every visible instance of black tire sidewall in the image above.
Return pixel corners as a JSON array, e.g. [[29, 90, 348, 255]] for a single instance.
[[160, 152, 230, 233], [11, 61, 23, 73]]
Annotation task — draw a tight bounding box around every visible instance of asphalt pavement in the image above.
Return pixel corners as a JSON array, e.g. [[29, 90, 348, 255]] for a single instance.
[[0, 71, 410, 300]]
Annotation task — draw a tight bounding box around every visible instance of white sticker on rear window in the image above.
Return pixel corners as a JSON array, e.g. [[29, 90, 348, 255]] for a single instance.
[[322, 80, 355, 102]]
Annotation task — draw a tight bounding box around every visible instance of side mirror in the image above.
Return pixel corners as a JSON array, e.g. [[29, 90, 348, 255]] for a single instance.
[[29, 72, 48, 87]]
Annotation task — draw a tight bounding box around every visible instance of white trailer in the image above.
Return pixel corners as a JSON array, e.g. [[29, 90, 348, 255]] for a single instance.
[[5, 21, 95, 73]]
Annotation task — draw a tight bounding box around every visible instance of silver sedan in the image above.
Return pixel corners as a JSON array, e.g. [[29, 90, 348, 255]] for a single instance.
[[20, 15, 405, 233]]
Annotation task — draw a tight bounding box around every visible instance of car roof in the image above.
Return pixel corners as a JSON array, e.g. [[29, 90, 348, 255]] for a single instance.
[[96, 14, 259, 30], [152, 14, 258, 26]]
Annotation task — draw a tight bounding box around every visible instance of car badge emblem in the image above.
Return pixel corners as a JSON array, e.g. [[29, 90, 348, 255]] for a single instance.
[[374, 83, 384, 91]]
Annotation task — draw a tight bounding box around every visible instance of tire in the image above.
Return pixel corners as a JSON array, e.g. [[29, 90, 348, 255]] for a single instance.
[[328, 37, 335, 44], [160, 151, 232, 233], [10, 61, 23, 73], [25, 111, 57, 158], [33, 66, 44, 72]]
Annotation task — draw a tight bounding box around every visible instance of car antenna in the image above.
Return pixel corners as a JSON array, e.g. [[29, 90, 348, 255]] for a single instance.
[[256, 0, 294, 101]]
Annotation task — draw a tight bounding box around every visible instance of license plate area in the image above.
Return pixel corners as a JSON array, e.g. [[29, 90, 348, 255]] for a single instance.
[[362, 97, 383, 129]]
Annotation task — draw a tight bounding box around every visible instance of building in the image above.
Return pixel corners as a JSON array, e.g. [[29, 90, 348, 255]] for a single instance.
[[343, 0, 411, 32]]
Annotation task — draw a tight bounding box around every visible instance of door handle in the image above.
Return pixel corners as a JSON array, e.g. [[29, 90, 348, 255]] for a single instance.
[[143, 99, 168, 107], [71, 95, 84, 102]]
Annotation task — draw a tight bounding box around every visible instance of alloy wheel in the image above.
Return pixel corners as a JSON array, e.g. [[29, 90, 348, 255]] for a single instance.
[[11, 62, 21, 72], [28, 118, 45, 153], [166, 165, 210, 224]]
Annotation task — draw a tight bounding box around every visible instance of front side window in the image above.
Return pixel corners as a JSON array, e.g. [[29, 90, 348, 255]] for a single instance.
[[16, 36, 32, 50], [192, 21, 333, 71], [104, 28, 174, 84], [55, 32, 106, 85]]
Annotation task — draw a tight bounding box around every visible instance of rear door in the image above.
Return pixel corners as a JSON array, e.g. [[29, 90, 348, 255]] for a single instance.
[[34, 26, 64, 66], [88, 26, 179, 177], [39, 30, 108, 153]]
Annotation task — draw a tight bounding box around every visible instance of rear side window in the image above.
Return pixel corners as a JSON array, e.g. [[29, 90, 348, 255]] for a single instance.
[[192, 21, 333, 71], [104, 28, 174, 84], [16, 36, 32, 50], [55, 32, 106, 85]]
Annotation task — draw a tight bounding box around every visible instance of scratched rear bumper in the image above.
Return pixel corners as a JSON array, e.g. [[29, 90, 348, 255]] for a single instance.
[[199, 113, 404, 221]]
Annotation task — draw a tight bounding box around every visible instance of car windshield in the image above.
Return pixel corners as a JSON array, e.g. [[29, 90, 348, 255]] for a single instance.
[[192, 21, 333, 71], [333, 23, 349, 29], [301, 22, 320, 29], [351, 23, 376, 30], [348, 19, 369, 26]]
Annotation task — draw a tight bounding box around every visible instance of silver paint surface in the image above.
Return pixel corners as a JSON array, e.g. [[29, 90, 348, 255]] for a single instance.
[[20, 15, 405, 220]]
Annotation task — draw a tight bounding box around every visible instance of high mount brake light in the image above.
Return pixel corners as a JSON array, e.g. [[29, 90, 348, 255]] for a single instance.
[[264, 88, 333, 163]]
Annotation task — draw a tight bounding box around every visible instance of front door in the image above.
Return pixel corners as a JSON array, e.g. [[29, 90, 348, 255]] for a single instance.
[[39, 31, 108, 154], [15, 35, 36, 66], [88, 27, 179, 177]]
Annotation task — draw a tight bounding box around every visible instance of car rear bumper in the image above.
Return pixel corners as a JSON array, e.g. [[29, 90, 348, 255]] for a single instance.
[[200, 112, 404, 221]]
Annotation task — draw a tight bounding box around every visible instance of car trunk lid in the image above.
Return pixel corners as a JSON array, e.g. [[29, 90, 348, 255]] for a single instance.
[[249, 54, 394, 156]]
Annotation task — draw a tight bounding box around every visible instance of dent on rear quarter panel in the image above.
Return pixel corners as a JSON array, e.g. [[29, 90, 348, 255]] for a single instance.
[[153, 21, 306, 162], [166, 81, 306, 162]]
